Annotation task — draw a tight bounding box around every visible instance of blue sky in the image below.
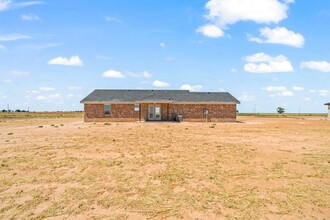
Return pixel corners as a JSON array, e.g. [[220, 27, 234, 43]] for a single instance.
[[0, 0, 329, 113]]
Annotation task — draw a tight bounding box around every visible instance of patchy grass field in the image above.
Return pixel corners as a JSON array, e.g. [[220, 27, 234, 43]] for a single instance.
[[0, 116, 329, 219]]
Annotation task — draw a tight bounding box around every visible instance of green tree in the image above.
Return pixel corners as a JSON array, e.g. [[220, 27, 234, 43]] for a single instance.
[[277, 107, 285, 114]]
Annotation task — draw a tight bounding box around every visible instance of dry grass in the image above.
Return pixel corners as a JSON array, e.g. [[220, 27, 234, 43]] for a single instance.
[[0, 116, 329, 219]]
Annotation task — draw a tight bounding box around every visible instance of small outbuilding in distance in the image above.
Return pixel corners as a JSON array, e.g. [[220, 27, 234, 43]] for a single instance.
[[325, 102, 330, 120]]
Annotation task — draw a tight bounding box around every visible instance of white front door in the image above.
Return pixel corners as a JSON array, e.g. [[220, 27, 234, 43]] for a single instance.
[[148, 105, 161, 120]]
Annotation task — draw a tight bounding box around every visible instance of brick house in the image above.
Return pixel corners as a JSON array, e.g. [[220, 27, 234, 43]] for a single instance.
[[80, 89, 240, 122]]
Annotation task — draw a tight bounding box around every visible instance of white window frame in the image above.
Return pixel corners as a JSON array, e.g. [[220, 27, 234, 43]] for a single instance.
[[134, 104, 140, 112]]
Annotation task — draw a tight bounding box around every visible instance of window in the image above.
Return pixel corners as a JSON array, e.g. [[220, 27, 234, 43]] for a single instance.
[[134, 104, 140, 112], [104, 104, 111, 115]]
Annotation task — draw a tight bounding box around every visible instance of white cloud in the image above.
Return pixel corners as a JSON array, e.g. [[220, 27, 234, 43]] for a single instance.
[[67, 86, 82, 91], [39, 87, 55, 91], [0, 0, 11, 11], [2, 79, 11, 83], [280, 91, 294, 96], [239, 94, 255, 102], [309, 89, 329, 97], [152, 80, 170, 87], [180, 84, 203, 91], [15, 1, 44, 7], [249, 27, 304, 48], [1, 0, 43, 11], [300, 61, 330, 72], [48, 56, 83, 66], [292, 86, 304, 91], [318, 90, 329, 97], [21, 14, 40, 21], [129, 71, 152, 78], [36, 93, 62, 103], [105, 16, 121, 22], [9, 70, 29, 76], [244, 53, 294, 73], [264, 86, 287, 92], [0, 44, 5, 50], [198, 0, 293, 37], [263, 86, 295, 96], [245, 52, 287, 62], [303, 97, 311, 101], [230, 68, 237, 73], [142, 71, 152, 78], [102, 70, 125, 78], [0, 33, 32, 41], [160, 42, 166, 48], [196, 24, 224, 38]]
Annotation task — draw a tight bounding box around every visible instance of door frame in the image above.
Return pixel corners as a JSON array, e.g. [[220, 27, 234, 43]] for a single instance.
[[148, 104, 161, 121]]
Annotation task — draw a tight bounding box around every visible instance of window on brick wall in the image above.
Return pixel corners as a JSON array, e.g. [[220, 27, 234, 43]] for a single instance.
[[104, 104, 111, 116], [134, 104, 140, 112]]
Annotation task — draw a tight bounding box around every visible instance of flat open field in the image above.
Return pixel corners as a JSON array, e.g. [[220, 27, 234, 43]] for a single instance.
[[0, 116, 329, 219]]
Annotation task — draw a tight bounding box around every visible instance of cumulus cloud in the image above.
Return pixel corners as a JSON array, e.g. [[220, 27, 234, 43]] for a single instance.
[[67, 86, 82, 90], [129, 71, 152, 78], [48, 56, 83, 66], [15, 1, 44, 7], [36, 93, 62, 102], [102, 70, 125, 78], [2, 79, 12, 83], [280, 91, 294, 96], [152, 80, 170, 87], [197, 0, 293, 37], [0, 0, 43, 11], [300, 61, 330, 72], [309, 89, 329, 97], [244, 53, 294, 73], [0, 33, 32, 41], [264, 86, 287, 92], [180, 84, 203, 91], [196, 24, 224, 38], [21, 14, 40, 21], [249, 27, 304, 48], [0, 0, 11, 11], [39, 86, 55, 91], [292, 86, 304, 91], [263, 86, 295, 97], [160, 42, 166, 48], [239, 94, 255, 102]]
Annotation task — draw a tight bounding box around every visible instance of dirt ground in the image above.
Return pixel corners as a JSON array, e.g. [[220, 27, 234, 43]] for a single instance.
[[0, 116, 329, 219]]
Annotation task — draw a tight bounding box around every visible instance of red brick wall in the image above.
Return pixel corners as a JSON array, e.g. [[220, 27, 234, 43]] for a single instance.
[[84, 103, 237, 122], [84, 103, 139, 122], [169, 104, 237, 122]]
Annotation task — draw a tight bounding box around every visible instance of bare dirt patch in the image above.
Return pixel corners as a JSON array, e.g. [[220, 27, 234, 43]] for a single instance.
[[0, 116, 329, 219]]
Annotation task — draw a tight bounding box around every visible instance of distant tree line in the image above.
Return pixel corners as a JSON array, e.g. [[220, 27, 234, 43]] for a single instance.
[[2, 109, 29, 112]]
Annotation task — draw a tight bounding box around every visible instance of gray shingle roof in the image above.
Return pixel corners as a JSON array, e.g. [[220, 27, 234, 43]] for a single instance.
[[80, 89, 240, 104]]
